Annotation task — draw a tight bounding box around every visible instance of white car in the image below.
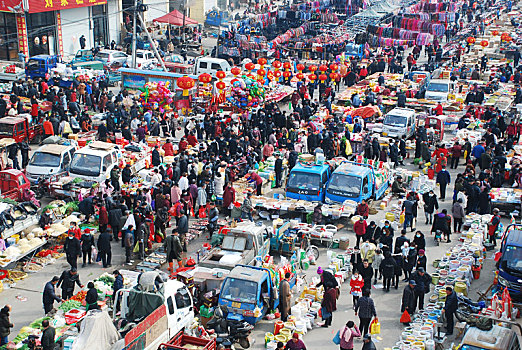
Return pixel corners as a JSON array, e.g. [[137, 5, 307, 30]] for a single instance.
[[131, 50, 158, 69], [26, 144, 76, 184], [95, 50, 129, 66]]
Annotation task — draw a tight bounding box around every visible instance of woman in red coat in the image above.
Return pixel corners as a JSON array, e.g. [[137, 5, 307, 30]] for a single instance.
[[222, 183, 236, 216]]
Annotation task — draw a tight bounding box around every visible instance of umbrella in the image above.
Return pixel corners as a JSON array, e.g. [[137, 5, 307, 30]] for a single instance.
[[153, 9, 198, 26]]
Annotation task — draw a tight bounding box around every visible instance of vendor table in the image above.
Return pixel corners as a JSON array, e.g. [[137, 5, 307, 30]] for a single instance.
[[0, 239, 47, 269], [490, 188, 522, 216]]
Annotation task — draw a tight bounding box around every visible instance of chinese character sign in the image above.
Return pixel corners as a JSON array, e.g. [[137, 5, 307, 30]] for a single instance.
[[28, 0, 106, 12]]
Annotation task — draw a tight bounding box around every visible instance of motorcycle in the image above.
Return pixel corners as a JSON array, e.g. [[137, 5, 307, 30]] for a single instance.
[[206, 305, 254, 348], [455, 295, 486, 323]]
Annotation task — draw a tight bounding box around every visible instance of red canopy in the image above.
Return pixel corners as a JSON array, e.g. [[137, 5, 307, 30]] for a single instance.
[[153, 10, 198, 26]]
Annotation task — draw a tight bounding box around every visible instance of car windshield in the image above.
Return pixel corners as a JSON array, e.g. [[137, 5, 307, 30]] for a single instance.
[[69, 153, 101, 176], [428, 83, 449, 93], [328, 173, 362, 197], [221, 278, 257, 304], [26, 60, 39, 70], [384, 114, 407, 127], [0, 123, 13, 136], [287, 171, 321, 191], [503, 245, 522, 273], [29, 152, 60, 167], [97, 52, 109, 59]]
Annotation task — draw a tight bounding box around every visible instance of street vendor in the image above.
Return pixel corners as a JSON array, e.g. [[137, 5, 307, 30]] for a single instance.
[[392, 176, 407, 197]]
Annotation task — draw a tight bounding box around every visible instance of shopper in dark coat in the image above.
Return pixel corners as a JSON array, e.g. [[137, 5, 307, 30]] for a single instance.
[[108, 205, 123, 243], [64, 231, 81, 269], [354, 289, 376, 336], [80, 229, 95, 267], [0, 305, 13, 346], [97, 228, 113, 268], [393, 254, 403, 289], [57, 268, 83, 300], [422, 190, 438, 225], [401, 280, 416, 323], [410, 267, 431, 311], [43, 276, 63, 314], [443, 286, 458, 335], [380, 251, 397, 292], [41, 319, 56, 350], [113, 270, 124, 301], [85, 282, 99, 311], [321, 286, 337, 327], [358, 260, 374, 290]]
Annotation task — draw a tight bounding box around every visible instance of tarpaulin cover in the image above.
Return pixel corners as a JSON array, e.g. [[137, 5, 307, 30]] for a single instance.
[[351, 106, 381, 119], [153, 10, 198, 26], [127, 290, 164, 320], [72, 311, 120, 350]]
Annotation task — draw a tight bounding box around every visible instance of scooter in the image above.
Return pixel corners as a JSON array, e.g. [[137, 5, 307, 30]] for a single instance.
[[455, 295, 486, 322], [207, 305, 253, 348]]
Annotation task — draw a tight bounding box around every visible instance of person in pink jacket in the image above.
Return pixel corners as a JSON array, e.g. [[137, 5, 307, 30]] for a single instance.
[[339, 321, 361, 350]]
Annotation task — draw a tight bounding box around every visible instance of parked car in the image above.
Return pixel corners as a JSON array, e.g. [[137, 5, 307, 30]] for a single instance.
[[133, 49, 158, 68], [95, 50, 129, 67]]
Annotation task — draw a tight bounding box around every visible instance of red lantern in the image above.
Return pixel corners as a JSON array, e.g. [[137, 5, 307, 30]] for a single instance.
[[309, 65, 317, 73], [257, 57, 267, 66], [283, 71, 291, 79], [505, 36, 512, 42], [274, 71, 282, 78], [283, 62, 292, 70], [257, 79, 265, 85], [198, 73, 212, 85], [296, 63, 305, 72], [492, 30, 499, 36], [319, 64, 328, 72], [231, 66, 241, 76], [177, 76, 195, 96], [257, 68, 266, 77], [480, 40, 489, 47], [216, 81, 226, 93], [467, 37, 476, 44], [329, 72, 339, 82], [296, 73, 304, 80], [216, 70, 226, 80], [319, 74, 328, 82], [329, 63, 338, 71], [245, 62, 255, 72], [308, 73, 317, 81], [272, 60, 282, 70]]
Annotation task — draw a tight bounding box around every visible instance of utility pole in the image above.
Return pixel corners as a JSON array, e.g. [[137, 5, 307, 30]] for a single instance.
[[131, 0, 137, 68], [137, 12, 168, 72], [181, 0, 186, 43]]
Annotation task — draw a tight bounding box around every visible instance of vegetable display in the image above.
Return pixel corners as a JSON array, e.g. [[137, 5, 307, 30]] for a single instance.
[[58, 300, 82, 312]]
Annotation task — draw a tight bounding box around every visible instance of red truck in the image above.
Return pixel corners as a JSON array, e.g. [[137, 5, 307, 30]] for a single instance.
[[0, 169, 31, 201], [0, 115, 44, 143]]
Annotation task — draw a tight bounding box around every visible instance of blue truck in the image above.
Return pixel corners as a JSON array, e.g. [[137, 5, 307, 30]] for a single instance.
[[497, 224, 522, 302], [25, 55, 60, 80], [345, 43, 365, 59], [325, 161, 390, 204], [285, 163, 332, 202]]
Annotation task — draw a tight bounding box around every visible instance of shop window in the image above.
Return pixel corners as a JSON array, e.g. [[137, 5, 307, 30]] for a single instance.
[[92, 4, 108, 47], [0, 13, 18, 61], [27, 12, 56, 56]]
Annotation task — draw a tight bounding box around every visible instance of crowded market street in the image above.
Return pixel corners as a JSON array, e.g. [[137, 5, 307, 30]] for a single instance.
[[0, 0, 521, 348]]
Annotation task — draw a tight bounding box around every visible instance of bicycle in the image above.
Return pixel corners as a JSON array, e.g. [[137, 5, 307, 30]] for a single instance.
[[300, 231, 320, 261]]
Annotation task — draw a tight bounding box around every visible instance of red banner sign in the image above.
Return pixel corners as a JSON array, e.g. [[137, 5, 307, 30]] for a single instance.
[[16, 15, 28, 59], [0, 0, 24, 13], [27, 0, 106, 13], [56, 11, 64, 56]]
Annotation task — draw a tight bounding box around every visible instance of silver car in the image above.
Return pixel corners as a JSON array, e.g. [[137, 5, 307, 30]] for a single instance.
[[95, 50, 129, 66]]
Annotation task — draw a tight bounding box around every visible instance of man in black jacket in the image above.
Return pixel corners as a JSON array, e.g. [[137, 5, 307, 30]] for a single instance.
[[122, 164, 132, 184], [108, 204, 123, 243], [358, 260, 374, 291], [401, 280, 416, 324], [443, 286, 458, 335], [97, 228, 113, 268], [41, 319, 56, 350], [64, 231, 81, 269], [57, 268, 83, 300], [42, 276, 63, 314], [410, 267, 431, 311]]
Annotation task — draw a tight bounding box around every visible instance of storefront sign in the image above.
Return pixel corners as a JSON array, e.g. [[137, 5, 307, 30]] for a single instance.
[[27, 0, 107, 13], [56, 11, 64, 56], [122, 74, 146, 89], [0, 0, 24, 13], [16, 15, 28, 59]]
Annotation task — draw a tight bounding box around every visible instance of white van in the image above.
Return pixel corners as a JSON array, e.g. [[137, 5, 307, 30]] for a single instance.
[[425, 79, 454, 102], [382, 107, 417, 139], [193, 57, 231, 77], [69, 141, 121, 183], [26, 144, 76, 184]]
